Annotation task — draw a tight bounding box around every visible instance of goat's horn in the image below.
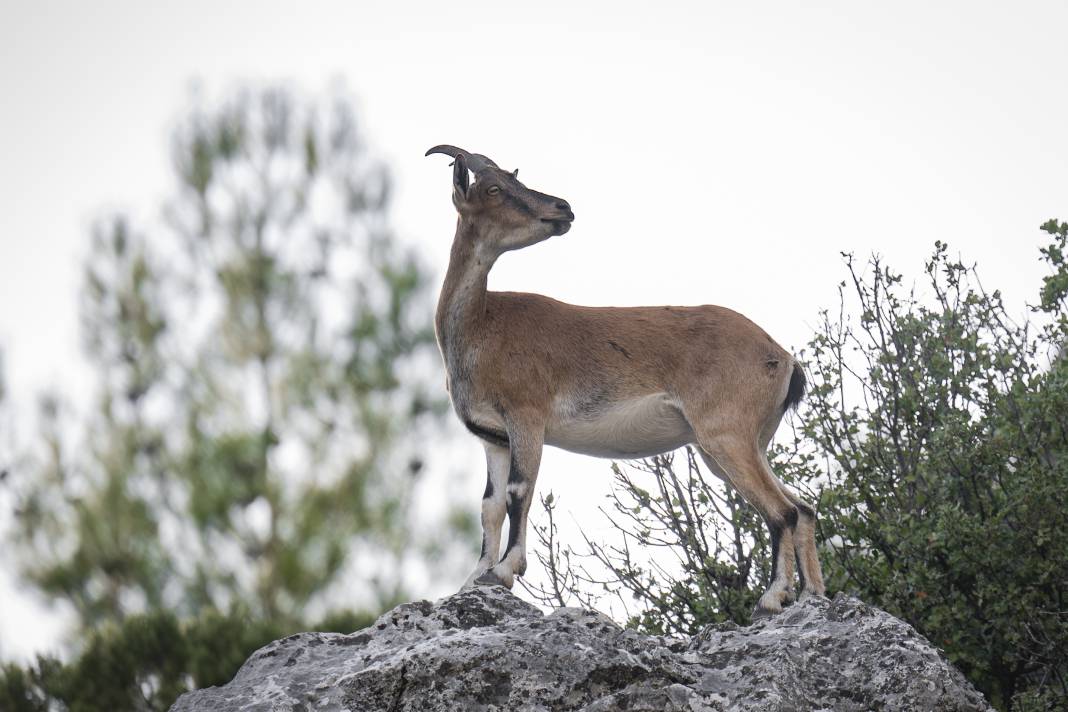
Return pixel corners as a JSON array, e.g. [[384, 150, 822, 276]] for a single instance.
[[425, 144, 499, 172]]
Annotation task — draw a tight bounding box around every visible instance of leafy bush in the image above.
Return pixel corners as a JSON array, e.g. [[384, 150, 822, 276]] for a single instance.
[[527, 220, 1068, 710]]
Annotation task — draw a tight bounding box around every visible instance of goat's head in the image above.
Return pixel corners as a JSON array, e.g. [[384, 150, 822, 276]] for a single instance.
[[426, 145, 574, 253]]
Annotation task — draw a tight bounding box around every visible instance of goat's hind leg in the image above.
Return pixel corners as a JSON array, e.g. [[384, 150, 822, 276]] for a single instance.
[[770, 476, 826, 601], [696, 441, 800, 620], [754, 400, 826, 603]]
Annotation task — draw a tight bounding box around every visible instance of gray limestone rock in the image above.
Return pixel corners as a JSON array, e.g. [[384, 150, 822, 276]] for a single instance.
[[170, 587, 992, 712]]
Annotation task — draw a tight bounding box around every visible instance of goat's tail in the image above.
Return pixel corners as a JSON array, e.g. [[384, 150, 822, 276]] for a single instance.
[[783, 361, 807, 413]]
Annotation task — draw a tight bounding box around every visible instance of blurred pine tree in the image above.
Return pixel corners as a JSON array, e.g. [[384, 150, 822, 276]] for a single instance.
[[2, 87, 470, 707]]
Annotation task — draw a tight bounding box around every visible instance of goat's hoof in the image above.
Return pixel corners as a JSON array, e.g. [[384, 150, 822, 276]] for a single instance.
[[751, 595, 784, 621], [474, 570, 511, 588], [750, 605, 779, 622], [460, 572, 486, 590]]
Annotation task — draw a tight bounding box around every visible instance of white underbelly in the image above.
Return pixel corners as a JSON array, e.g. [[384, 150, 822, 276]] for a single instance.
[[545, 393, 695, 459]]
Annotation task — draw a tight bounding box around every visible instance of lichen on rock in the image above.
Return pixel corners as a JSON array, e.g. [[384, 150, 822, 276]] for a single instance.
[[170, 586, 992, 712]]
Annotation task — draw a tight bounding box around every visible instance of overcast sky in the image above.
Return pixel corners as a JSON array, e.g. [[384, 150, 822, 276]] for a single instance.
[[2, 0, 1066, 660]]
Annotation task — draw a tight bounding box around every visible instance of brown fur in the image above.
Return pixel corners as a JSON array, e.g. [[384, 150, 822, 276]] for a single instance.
[[457, 293, 788, 431], [427, 146, 825, 614]]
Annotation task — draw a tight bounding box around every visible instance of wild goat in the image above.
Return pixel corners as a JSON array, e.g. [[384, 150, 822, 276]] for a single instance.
[[426, 145, 825, 618]]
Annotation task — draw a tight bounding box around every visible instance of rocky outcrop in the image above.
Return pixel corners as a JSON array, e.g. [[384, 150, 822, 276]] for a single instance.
[[171, 586, 992, 711]]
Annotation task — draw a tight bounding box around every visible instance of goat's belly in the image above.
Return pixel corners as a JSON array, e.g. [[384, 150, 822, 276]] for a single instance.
[[545, 394, 695, 459]]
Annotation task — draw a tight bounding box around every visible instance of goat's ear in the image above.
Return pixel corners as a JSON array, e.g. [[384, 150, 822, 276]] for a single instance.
[[452, 153, 470, 201]]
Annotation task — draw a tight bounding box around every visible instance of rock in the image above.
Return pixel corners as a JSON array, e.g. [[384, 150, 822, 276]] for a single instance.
[[170, 587, 992, 712]]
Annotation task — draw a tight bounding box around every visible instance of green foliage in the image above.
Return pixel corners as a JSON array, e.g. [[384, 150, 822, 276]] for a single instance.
[[0, 606, 374, 712], [524, 452, 775, 633], [3, 84, 467, 698], [532, 221, 1068, 710], [793, 227, 1068, 710]]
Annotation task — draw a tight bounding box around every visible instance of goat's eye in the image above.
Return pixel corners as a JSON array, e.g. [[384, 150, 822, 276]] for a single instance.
[[487, 185, 501, 196]]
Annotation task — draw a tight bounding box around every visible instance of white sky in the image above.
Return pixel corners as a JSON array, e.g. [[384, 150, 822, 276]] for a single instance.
[[1, 0, 1066, 660]]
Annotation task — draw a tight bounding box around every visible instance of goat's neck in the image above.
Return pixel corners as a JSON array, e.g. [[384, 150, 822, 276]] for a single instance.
[[436, 218, 497, 361]]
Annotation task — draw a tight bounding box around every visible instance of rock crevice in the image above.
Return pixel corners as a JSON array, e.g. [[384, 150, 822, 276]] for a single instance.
[[171, 587, 992, 711]]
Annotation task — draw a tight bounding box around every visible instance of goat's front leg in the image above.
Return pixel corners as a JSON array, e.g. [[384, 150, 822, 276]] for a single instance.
[[462, 442, 510, 589], [475, 424, 544, 589]]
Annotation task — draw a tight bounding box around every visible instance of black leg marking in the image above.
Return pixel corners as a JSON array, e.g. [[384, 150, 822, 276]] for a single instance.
[[768, 521, 782, 583], [503, 451, 529, 559], [508, 452, 523, 484], [480, 467, 494, 560], [502, 492, 523, 560], [784, 505, 799, 529], [768, 507, 797, 584], [502, 451, 526, 558], [794, 503, 813, 591]]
